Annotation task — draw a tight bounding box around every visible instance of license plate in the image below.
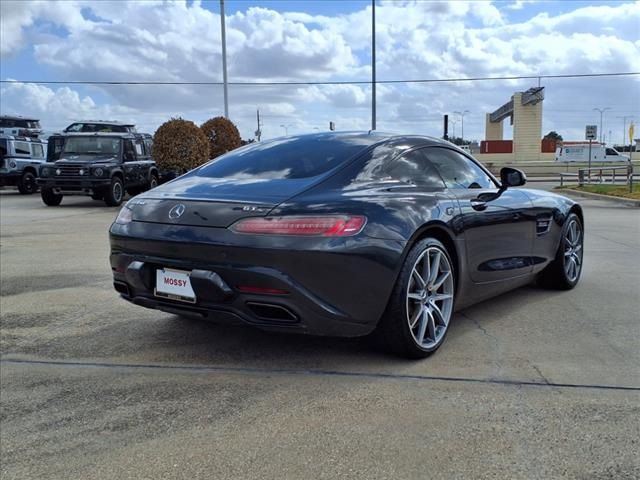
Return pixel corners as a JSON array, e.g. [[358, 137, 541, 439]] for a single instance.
[[154, 268, 196, 303]]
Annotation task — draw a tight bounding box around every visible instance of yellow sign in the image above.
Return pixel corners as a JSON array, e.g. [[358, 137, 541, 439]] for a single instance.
[[629, 122, 635, 145]]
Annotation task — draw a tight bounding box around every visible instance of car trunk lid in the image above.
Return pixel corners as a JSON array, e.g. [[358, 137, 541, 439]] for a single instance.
[[129, 176, 317, 228]]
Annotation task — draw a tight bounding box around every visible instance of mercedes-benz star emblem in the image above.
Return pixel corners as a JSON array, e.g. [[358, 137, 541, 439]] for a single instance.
[[168, 204, 186, 219]]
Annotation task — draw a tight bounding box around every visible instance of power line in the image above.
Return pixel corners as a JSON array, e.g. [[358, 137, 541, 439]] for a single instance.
[[1, 72, 638, 87]]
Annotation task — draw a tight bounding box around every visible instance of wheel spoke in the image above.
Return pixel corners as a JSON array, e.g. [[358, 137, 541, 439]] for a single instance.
[[426, 310, 436, 342], [422, 252, 431, 282], [412, 269, 426, 288], [428, 251, 441, 287], [431, 293, 453, 302], [431, 302, 447, 327], [416, 309, 428, 344], [407, 292, 423, 301], [409, 304, 424, 329], [572, 253, 581, 267], [431, 270, 451, 291]]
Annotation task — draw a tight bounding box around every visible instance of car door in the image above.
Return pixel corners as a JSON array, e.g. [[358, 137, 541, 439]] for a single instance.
[[122, 139, 142, 186], [423, 147, 535, 283]]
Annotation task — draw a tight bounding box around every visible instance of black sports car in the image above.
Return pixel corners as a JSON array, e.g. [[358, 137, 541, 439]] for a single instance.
[[109, 132, 584, 358]]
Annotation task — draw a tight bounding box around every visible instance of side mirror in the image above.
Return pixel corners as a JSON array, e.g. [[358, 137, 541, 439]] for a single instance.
[[500, 167, 526, 188]]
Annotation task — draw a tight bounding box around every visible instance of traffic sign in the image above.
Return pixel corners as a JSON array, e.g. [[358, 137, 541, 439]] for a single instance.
[[585, 125, 597, 141]]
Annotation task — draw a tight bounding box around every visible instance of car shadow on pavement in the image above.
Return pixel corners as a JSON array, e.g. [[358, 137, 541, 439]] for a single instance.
[[116, 283, 566, 369]]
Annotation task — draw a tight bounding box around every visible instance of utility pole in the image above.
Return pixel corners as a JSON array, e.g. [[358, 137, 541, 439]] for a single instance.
[[255, 109, 262, 141], [593, 107, 610, 143], [220, 0, 229, 118], [617, 115, 634, 146], [371, 0, 376, 131], [454, 110, 470, 143]]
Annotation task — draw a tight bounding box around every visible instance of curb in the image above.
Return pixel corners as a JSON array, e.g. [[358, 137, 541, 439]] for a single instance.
[[557, 189, 640, 207]]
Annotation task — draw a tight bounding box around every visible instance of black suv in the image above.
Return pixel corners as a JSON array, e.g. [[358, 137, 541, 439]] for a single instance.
[[37, 132, 158, 207]]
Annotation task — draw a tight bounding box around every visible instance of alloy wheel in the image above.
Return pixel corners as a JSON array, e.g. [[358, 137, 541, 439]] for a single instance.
[[406, 246, 454, 349], [563, 218, 583, 282], [113, 181, 123, 202]]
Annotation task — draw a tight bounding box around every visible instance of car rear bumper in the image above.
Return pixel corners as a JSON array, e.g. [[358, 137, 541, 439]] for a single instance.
[[110, 222, 406, 337], [0, 172, 22, 187]]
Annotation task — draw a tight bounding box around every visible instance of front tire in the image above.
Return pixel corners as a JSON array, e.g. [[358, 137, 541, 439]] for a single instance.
[[41, 188, 63, 206], [104, 177, 124, 206], [376, 238, 456, 358], [538, 213, 583, 290], [18, 171, 37, 194]]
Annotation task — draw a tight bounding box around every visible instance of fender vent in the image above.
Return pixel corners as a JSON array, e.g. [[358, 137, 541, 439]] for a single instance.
[[536, 217, 552, 236]]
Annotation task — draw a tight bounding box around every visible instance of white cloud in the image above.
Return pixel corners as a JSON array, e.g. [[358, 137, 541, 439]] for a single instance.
[[0, 1, 638, 144]]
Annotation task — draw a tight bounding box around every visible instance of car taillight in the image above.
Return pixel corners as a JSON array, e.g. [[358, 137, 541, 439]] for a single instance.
[[230, 215, 367, 236]]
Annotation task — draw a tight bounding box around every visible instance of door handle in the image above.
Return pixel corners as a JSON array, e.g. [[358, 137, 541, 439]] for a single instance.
[[470, 199, 487, 211]]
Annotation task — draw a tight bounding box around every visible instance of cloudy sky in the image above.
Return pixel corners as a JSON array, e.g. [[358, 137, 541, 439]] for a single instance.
[[1, 0, 638, 143]]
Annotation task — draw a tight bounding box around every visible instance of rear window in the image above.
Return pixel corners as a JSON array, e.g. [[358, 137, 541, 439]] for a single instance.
[[197, 135, 372, 180]]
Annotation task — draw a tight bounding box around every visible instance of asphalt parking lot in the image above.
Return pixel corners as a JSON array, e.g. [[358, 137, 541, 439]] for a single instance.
[[1, 189, 639, 480]]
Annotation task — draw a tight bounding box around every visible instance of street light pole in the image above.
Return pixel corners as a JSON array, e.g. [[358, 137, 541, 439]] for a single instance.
[[280, 124, 292, 135], [371, 0, 376, 131], [454, 110, 470, 142], [220, 0, 229, 118], [593, 107, 610, 143], [450, 119, 457, 139]]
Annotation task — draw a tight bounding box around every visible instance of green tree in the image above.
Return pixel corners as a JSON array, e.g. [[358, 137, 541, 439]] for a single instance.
[[448, 136, 471, 146], [200, 116, 242, 159], [543, 131, 563, 142], [152, 118, 209, 172]]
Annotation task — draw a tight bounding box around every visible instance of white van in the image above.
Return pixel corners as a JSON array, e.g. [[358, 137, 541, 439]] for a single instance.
[[555, 144, 629, 163]]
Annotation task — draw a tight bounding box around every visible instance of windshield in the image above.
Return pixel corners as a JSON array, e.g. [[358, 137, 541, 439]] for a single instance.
[[197, 135, 373, 180], [62, 137, 121, 156]]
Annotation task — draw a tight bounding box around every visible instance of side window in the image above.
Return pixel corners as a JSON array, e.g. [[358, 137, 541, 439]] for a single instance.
[[144, 139, 153, 157], [123, 140, 136, 162], [384, 149, 445, 188], [605, 148, 617, 156], [134, 140, 144, 157], [14, 141, 31, 155], [31, 143, 44, 158], [424, 148, 496, 189]]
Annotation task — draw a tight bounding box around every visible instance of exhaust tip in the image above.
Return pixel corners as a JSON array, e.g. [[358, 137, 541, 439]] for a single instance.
[[246, 302, 298, 324], [113, 281, 130, 297]]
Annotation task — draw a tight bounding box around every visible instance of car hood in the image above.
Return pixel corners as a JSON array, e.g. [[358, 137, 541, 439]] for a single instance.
[[55, 154, 118, 164]]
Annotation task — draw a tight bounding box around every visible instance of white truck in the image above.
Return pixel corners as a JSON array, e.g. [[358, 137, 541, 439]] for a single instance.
[[555, 143, 629, 163]]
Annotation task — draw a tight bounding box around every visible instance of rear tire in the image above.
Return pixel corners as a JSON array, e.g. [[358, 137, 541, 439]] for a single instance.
[[104, 177, 124, 206], [41, 188, 63, 206], [537, 213, 583, 290], [18, 171, 37, 194], [147, 172, 158, 191], [375, 238, 456, 359]]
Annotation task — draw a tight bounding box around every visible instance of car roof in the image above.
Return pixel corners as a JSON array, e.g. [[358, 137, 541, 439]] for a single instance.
[[67, 120, 135, 126], [282, 131, 456, 150], [52, 132, 151, 139], [1, 115, 40, 122]]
